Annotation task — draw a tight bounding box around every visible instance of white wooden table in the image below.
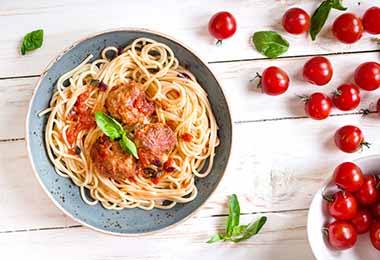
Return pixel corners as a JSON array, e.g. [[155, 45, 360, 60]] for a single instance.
[[1, 0, 380, 259]]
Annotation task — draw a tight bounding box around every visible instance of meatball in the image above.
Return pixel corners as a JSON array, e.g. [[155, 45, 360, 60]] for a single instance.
[[105, 82, 155, 126], [134, 123, 177, 167], [90, 135, 136, 181]]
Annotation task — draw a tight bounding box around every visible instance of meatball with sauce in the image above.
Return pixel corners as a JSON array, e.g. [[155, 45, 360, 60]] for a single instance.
[[134, 123, 177, 167], [90, 135, 136, 181], [105, 82, 155, 126]]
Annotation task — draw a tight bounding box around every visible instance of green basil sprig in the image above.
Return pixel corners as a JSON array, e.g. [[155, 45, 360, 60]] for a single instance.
[[95, 112, 139, 159], [310, 0, 347, 41], [207, 194, 267, 243], [120, 134, 139, 160], [330, 0, 347, 10], [226, 194, 240, 236], [252, 31, 289, 59], [20, 29, 44, 55], [230, 217, 267, 243]]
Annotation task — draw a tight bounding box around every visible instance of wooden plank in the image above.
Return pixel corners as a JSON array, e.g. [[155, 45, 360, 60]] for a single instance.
[[204, 113, 380, 215], [2, 51, 379, 139], [1, 0, 379, 77], [1, 114, 379, 231], [0, 140, 77, 231], [0, 210, 314, 260], [0, 77, 38, 140]]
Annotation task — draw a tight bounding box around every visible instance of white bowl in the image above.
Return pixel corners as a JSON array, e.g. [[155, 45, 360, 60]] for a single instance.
[[307, 155, 380, 260]]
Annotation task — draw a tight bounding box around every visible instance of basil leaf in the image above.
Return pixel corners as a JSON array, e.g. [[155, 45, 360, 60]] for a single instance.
[[330, 0, 347, 11], [310, 1, 331, 41], [119, 134, 139, 159], [20, 29, 44, 55], [94, 112, 124, 140], [252, 31, 289, 58], [206, 234, 224, 244], [226, 194, 240, 236], [310, 0, 346, 41], [231, 225, 247, 237], [231, 216, 267, 243]]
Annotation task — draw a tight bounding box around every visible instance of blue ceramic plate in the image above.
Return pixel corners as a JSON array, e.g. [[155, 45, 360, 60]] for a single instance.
[[26, 29, 232, 235]]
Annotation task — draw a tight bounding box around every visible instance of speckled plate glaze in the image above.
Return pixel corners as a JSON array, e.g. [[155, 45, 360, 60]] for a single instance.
[[26, 29, 232, 235]]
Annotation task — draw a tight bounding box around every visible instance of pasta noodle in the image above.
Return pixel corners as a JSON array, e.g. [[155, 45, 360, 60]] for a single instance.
[[41, 37, 219, 210]]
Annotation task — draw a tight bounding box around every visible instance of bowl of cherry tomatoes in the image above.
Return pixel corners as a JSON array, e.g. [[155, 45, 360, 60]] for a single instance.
[[308, 155, 380, 260]]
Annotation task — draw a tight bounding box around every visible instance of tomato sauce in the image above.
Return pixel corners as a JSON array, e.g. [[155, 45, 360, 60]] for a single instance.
[[151, 177, 160, 185], [163, 158, 176, 172], [66, 90, 96, 145], [181, 133, 193, 142], [128, 176, 136, 183]]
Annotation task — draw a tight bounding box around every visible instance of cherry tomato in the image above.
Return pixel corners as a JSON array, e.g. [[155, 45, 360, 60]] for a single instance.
[[355, 175, 379, 206], [371, 199, 380, 219], [351, 209, 372, 234], [332, 13, 364, 44], [334, 125, 369, 154], [370, 221, 380, 250], [363, 7, 380, 35], [332, 84, 360, 111], [303, 92, 332, 120], [326, 191, 358, 221], [282, 8, 310, 34], [326, 220, 357, 250], [259, 66, 289, 96], [333, 162, 364, 192], [208, 12, 237, 44], [303, 57, 333, 86], [354, 62, 380, 91]]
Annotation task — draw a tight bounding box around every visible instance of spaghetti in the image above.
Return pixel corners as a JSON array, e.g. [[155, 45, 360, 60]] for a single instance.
[[41, 37, 219, 210]]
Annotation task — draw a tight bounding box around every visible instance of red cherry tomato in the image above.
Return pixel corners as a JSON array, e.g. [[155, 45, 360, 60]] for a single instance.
[[259, 66, 289, 96], [332, 13, 364, 44], [370, 221, 380, 250], [208, 12, 237, 43], [332, 84, 360, 111], [371, 199, 380, 219], [303, 92, 332, 120], [326, 220, 357, 250], [351, 209, 372, 234], [282, 8, 310, 34], [326, 191, 358, 221], [303, 57, 333, 86], [355, 175, 379, 206], [334, 162, 364, 192], [363, 7, 380, 35], [354, 62, 380, 91], [334, 125, 369, 154]]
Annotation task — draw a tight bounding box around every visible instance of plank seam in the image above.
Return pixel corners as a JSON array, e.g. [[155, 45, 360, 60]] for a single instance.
[[0, 138, 25, 143], [205, 207, 309, 218], [208, 49, 380, 65], [0, 49, 378, 80], [234, 111, 376, 124], [0, 208, 309, 234], [0, 74, 39, 81], [0, 224, 82, 234]]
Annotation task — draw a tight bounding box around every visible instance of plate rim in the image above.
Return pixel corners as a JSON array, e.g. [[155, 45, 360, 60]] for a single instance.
[[25, 27, 233, 236]]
